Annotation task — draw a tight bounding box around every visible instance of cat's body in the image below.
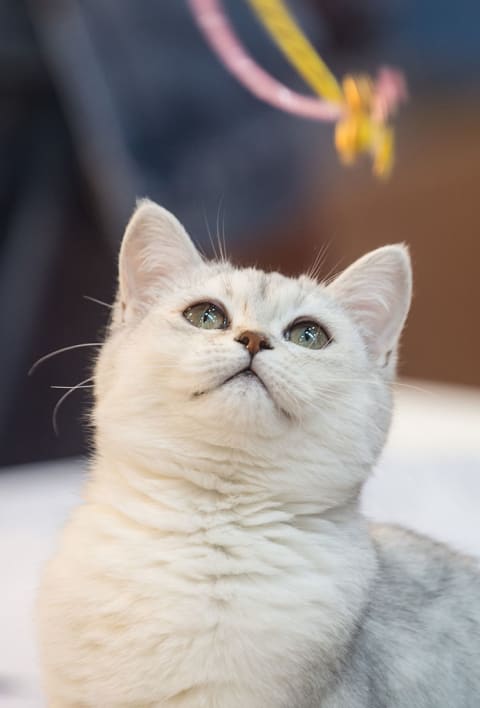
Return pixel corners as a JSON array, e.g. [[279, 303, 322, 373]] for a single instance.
[[38, 202, 480, 707], [323, 526, 480, 708]]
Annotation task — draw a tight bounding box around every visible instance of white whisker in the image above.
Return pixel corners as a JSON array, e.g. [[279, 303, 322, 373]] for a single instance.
[[52, 376, 95, 436], [221, 203, 228, 264], [29, 343, 103, 375], [307, 241, 331, 281], [215, 194, 227, 263], [321, 255, 348, 286], [51, 384, 95, 390], [83, 295, 113, 309], [393, 381, 437, 396], [203, 207, 220, 261]]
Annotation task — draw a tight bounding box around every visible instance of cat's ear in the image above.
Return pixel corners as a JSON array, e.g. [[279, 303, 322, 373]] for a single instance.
[[118, 199, 202, 322], [328, 244, 412, 364]]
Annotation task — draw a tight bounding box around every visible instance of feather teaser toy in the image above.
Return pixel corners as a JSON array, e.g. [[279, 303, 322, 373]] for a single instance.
[[189, 0, 407, 178]]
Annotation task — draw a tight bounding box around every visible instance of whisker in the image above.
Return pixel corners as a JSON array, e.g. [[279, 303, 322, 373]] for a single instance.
[[203, 207, 220, 261], [319, 378, 437, 397], [205, 198, 231, 293], [83, 295, 113, 309], [306, 376, 438, 399], [286, 361, 436, 399], [193, 237, 208, 261], [29, 343, 103, 376], [221, 203, 228, 264], [306, 252, 320, 281], [393, 381, 437, 396], [307, 241, 331, 281], [51, 384, 95, 389], [320, 255, 348, 286], [52, 376, 95, 436], [215, 194, 227, 263]]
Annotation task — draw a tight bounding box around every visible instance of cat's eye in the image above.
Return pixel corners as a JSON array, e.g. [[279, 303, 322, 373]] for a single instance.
[[285, 320, 330, 349], [183, 302, 228, 330]]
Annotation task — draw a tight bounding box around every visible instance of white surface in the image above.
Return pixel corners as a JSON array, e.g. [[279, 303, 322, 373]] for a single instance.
[[1, 380, 479, 707], [363, 381, 480, 557], [0, 459, 83, 708]]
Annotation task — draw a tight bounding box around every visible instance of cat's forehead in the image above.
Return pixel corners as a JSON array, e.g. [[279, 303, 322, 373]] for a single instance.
[[200, 265, 323, 315]]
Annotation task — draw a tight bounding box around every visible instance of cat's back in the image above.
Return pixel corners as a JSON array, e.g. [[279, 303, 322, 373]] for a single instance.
[[370, 522, 480, 610], [320, 524, 480, 708]]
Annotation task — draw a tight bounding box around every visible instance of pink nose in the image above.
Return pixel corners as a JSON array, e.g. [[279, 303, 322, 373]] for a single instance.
[[235, 330, 272, 356]]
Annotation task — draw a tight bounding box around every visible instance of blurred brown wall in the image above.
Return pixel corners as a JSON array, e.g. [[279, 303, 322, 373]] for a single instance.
[[309, 97, 480, 386]]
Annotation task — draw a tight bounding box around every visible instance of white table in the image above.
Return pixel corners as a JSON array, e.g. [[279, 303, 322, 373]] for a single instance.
[[1, 381, 479, 708]]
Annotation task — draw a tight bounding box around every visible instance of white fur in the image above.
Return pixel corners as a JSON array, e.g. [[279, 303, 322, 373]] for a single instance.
[[37, 201, 412, 707]]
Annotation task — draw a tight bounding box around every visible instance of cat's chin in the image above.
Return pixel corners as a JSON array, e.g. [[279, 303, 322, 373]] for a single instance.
[[193, 371, 292, 438]]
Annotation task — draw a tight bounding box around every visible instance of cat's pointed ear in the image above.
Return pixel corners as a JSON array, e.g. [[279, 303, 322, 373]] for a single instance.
[[118, 199, 203, 322], [328, 244, 412, 363]]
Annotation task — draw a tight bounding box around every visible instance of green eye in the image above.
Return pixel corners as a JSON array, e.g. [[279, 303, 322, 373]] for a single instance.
[[183, 302, 228, 330], [285, 320, 330, 349]]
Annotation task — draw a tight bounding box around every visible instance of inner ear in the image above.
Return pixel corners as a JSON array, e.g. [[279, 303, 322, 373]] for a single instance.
[[118, 199, 203, 322], [328, 244, 412, 363]]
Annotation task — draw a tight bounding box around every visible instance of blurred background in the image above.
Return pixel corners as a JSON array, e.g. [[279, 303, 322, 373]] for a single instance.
[[0, 0, 479, 466], [1, 3, 480, 706]]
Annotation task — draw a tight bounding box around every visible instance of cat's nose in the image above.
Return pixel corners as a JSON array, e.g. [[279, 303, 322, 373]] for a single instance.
[[235, 330, 272, 356]]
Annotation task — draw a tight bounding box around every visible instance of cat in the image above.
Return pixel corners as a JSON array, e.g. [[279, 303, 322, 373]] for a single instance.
[[37, 200, 480, 708]]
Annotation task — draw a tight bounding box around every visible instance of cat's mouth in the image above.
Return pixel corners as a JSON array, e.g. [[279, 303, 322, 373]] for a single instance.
[[193, 365, 268, 398], [193, 366, 292, 420], [222, 366, 266, 389]]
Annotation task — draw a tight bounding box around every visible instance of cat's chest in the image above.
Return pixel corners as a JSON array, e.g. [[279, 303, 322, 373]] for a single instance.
[[69, 513, 337, 706], [115, 519, 331, 646]]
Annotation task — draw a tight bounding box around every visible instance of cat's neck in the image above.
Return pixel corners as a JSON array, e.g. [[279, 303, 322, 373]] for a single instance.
[[90, 431, 365, 526], [87, 440, 375, 596], [98, 410, 369, 485]]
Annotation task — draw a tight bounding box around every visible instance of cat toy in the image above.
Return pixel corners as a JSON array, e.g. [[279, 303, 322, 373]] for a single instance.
[[189, 0, 407, 178]]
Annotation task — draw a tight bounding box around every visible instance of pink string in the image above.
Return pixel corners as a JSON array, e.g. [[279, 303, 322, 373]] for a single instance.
[[188, 0, 342, 122], [372, 68, 408, 123]]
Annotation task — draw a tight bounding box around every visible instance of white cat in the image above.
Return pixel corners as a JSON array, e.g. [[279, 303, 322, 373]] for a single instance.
[[38, 201, 480, 707]]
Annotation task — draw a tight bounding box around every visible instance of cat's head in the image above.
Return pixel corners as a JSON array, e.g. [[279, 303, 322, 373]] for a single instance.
[[94, 200, 411, 489]]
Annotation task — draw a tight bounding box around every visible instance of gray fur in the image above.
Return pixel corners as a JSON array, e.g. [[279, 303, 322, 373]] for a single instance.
[[296, 524, 480, 707]]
